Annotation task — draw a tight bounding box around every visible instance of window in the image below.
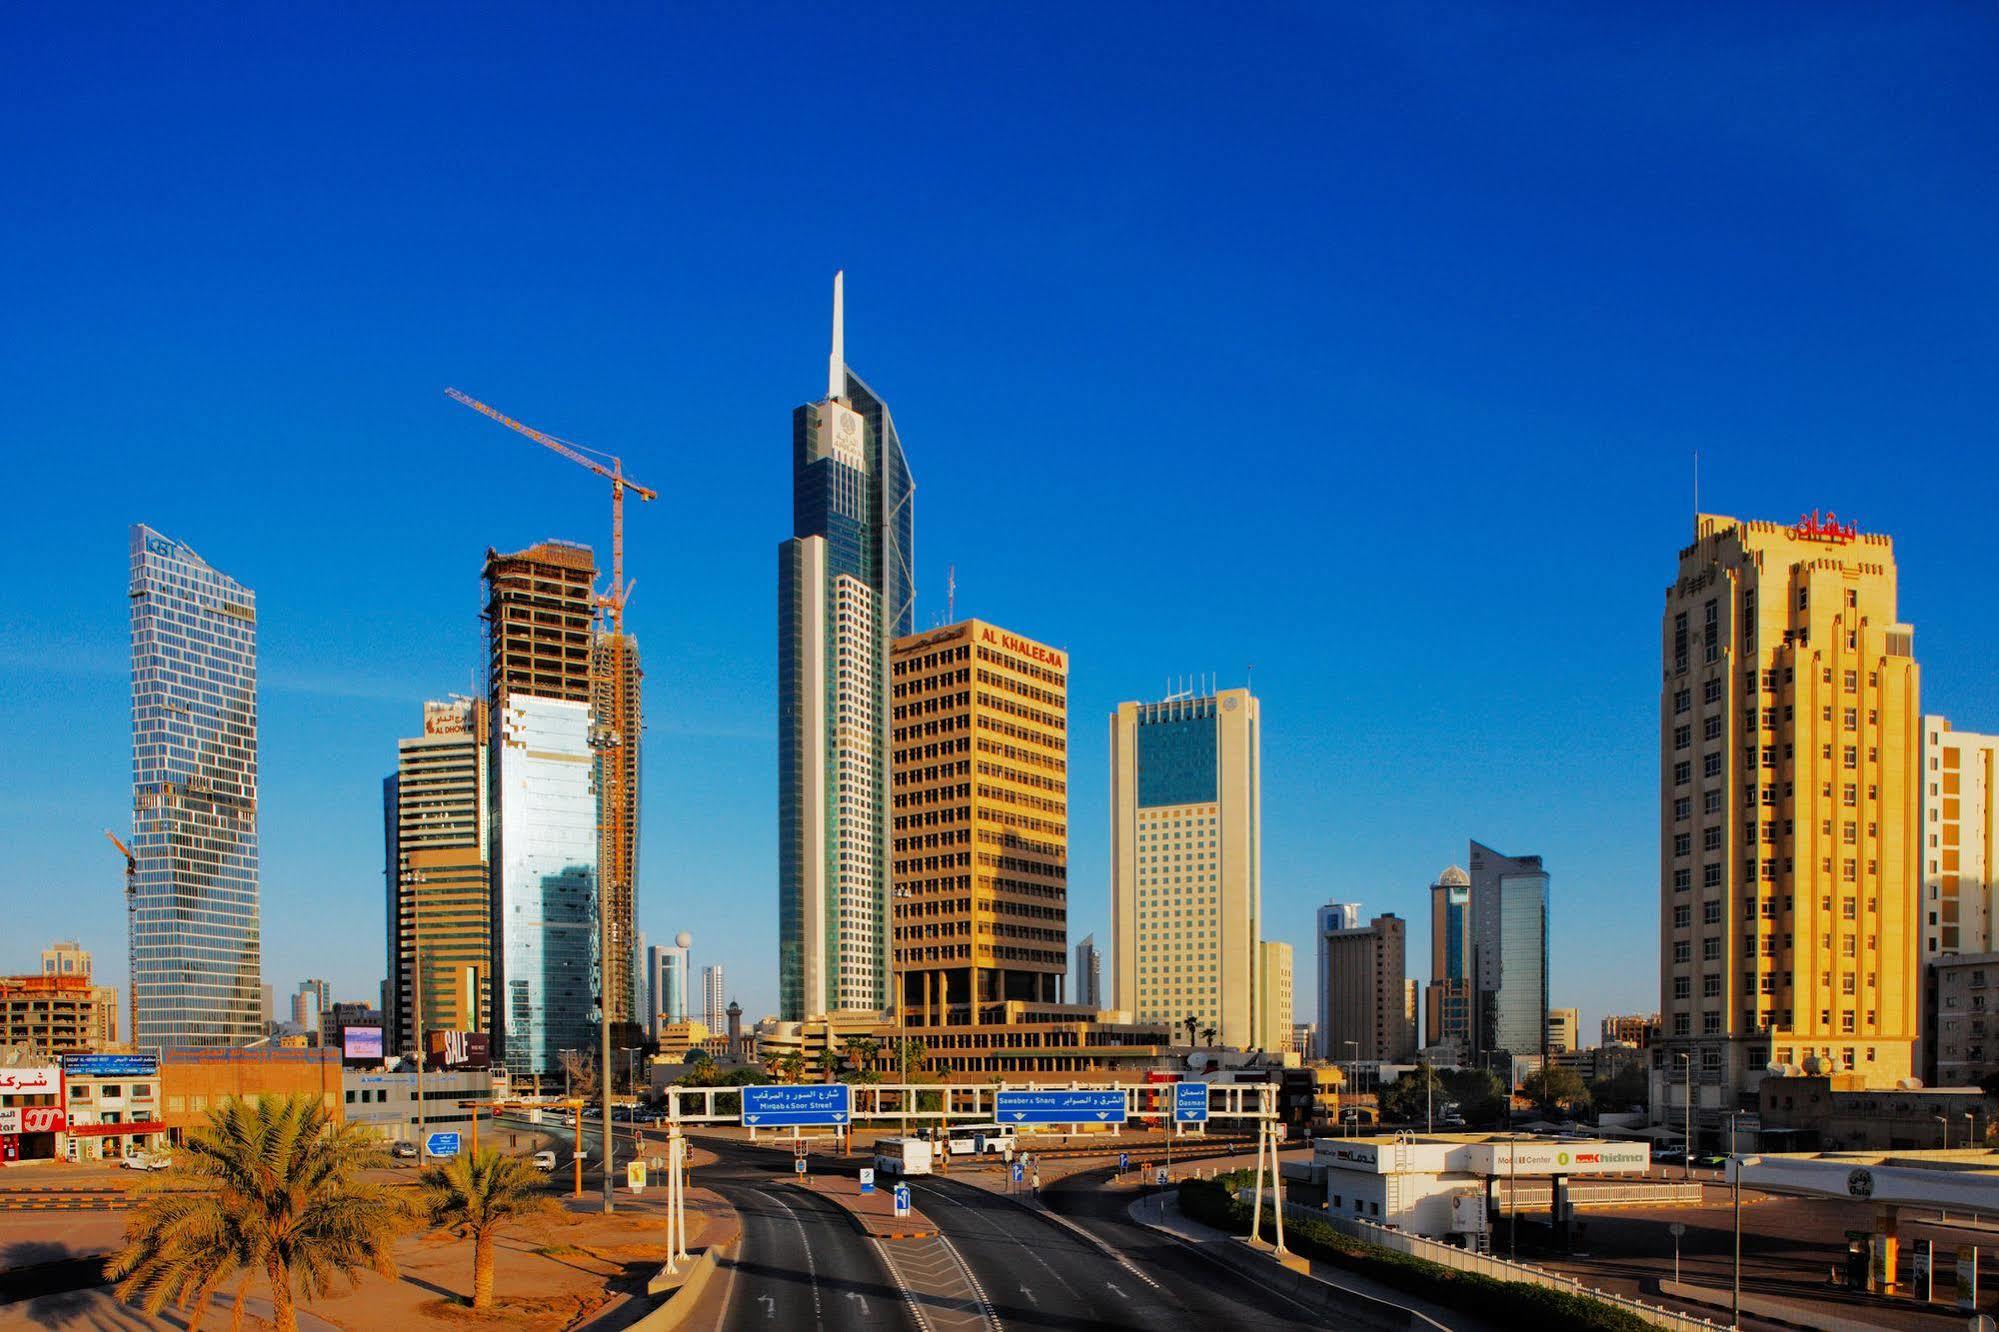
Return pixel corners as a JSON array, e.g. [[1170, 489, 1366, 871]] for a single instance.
[[1703, 938, 1721, 961], [1674, 868, 1692, 891], [1675, 797, 1692, 821], [1704, 678, 1723, 705], [1674, 612, 1688, 671], [1704, 716, 1722, 741], [1674, 905, 1692, 929], [1703, 974, 1722, 997], [1704, 863, 1722, 888], [1675, 941, 1692, 963], [1674, 1014, 1691, 1035], [1674, 977, 1691, 999], [1703, 753, 1722, 779], [1703, 901, 1722, 925], [1704, 827, 1722, 852], [1674, 833, 1692, 856], [1674, 688, 1691, 716], [1674, 725, 1692, 751], [1674, 761, 1692, 787]]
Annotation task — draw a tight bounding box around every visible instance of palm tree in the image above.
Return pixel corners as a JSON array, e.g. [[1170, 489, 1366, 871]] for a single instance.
[[842, 1036, 880, 1077], [1183, 1014, 1200, 1046], [778, 1052, 806, 1084], [416, 1149, 556, 1311], [1201, 1024, 1218, 1048], [109, 1093, 405, 1332]]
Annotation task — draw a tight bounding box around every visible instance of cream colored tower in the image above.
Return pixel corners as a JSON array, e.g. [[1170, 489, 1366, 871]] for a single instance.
[[1259, 940, 1294, 1053], [1921, 718, 1999, 958], [1657, 513, 1920, 1141], [1110, 688, 1261, 1049]]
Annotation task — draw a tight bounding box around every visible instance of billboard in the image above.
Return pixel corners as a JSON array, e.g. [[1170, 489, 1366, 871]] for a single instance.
[[425, 1030, 491, 1071], [0, 1067, 61, 1096], [341, 1026, 385, 1063], [0, 1107, 66, 1135], [62, 1054, 159, 1078]]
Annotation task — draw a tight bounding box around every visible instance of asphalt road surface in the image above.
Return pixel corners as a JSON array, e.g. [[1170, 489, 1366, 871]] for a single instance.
[[915, 1171, 1325, 1330]]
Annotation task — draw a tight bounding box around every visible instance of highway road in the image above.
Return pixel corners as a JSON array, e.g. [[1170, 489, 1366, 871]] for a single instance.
[[912, 1171, 1324, 1330], [696, 1139, 917, 1332]]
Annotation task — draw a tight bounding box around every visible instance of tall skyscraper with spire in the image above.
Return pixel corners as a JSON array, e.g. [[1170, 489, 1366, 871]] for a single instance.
[[778, 273, 916, 1020]]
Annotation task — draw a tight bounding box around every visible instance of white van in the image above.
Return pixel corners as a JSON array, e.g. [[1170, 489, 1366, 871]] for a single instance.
[[874, 1137, 934, 1177], [532, 1149, 558, 1172], [919, 1123, 1018, 1157]]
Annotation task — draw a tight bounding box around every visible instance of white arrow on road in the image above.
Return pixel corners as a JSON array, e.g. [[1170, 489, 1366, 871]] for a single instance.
[[758, 1294, 776, 1318], [1107, 1283, 1128, 1300], [845, 1292, 870, 1316], [1019, 1285, 1038, 1305]]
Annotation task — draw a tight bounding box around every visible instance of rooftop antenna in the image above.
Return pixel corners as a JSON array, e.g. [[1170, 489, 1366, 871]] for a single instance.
[[1247, 662, 1255, 695], [828, 270, 845, 402], [1693, 449, 1700, 530], [947, 564, 956, 622]]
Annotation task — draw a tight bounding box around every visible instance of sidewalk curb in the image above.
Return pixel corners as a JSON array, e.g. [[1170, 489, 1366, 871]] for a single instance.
[[782, 1181, 938, 1241]]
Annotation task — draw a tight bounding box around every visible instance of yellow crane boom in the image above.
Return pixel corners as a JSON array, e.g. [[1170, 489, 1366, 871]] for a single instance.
[[444, 387, 657, 632]]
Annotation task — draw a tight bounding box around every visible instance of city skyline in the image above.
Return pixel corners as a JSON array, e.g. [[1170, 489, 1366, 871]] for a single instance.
[[6, 9, 1998, 1047]]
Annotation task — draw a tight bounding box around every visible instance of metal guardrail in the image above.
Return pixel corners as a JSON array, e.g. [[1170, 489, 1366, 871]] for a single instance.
[[1247, 1193, 1726, 1332]]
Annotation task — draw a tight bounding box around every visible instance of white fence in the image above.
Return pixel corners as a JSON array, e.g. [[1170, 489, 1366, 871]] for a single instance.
[[1244, 1192, 1725, 1332]]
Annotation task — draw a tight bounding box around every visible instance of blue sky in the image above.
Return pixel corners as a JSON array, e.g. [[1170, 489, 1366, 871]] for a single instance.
[[2, 5, 1994, 1043]]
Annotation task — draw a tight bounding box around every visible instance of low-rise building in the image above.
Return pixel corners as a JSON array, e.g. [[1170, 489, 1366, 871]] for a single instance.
[[1925, 951, 1999, 1088], [60, 1054, 164, 1162], [0, 1062, 64, 1163], [1758, 1073, 1993, 1151], [341, 1069, 497, 1147], [1314, 1133, 1651, 1241], [1600, 1014, 1658, 1049], [161, 1047, 343, 1141]]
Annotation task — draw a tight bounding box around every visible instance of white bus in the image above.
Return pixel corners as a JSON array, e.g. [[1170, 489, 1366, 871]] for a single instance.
[[874, 1137, 934, 1177], [917, 1123, 1018, 1158]]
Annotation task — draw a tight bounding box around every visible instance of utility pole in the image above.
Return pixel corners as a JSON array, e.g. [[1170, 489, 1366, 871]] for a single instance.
[[1731, 1111, 1742, 1330], [402, 866, 427, 1166]]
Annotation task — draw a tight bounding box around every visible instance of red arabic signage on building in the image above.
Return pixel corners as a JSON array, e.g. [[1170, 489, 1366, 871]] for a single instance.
[[0, 1107, 66, 1135], [1789, 510, 1859, 544], [0, 1067, 60, 1096], [980, 627, 1064, 671]]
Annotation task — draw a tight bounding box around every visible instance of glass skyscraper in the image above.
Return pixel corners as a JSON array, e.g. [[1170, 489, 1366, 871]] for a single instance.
[[128, 524, 262, 1049], [1469, 839, 1549, 1062], [778, 272, 915, 1020]]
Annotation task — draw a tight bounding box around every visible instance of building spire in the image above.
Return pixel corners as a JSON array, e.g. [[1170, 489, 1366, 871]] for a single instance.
[[828, 269, 845, 402]]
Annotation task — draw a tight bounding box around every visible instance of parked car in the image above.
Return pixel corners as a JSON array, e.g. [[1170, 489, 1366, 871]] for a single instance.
[[391, 1140, 418, 1159], [532, 1149, 558, 1171], [1653, 1148, 1687, 1167], [1693, 1153, 1728, 1169], [122, 1152, 171, 1171]]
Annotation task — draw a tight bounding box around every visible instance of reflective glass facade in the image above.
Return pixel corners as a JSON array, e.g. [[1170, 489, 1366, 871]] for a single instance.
[[1469, 841, 1549, 1060], [1135, 702, 1220, 807], [128, 525, 262, 1049], [778, 359, 915, 1021], [493, 696, 598, 1077]]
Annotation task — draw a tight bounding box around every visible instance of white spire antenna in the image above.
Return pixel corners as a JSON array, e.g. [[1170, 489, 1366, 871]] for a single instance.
[[947, 564, 956, 622], [828, 269, 845, 402]]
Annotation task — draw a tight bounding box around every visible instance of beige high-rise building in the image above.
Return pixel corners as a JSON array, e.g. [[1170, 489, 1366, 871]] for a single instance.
[[1111, 688, 1261, 1049], [387, 698, 492, 1053], [1657, 513, 1921, 1143], [1259, 941, 1293, 1053], [1547, 1007, 1579, 1053], [891, 619, 1068, 1023], [1920, 718, 1998, 958], [1318, 912, 1411, 1063]]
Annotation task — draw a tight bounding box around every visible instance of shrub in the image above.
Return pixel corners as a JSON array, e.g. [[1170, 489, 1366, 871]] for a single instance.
[[1176, 1179, 1649, 1332]]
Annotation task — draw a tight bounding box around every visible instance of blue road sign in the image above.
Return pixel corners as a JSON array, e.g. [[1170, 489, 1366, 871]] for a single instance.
[[860, 1167, 876, 1194], [1119, 1151, 1130, 1173], [993, 1089, 1126, 1125], [1011, 1161, 1025, 1184], [1173, 1081, 1210, 1124], [425, 1132, 461, 1159], [893, 1183, 912, 1218], [740, 1083, 852, 1128]]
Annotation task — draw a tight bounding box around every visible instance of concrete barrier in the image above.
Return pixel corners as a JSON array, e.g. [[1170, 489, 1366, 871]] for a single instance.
[[628, 1245, 724, 1330]]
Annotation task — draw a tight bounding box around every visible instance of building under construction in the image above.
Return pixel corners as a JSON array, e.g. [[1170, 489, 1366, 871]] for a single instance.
[[592, 629, 642, 1028]]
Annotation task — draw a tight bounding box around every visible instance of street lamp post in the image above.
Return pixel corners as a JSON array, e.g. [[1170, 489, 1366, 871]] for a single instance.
[[1935, 1113, 1950, 1151], [1677, 1051, 1697, 1180], [1730, 1110, 1743, 1330]]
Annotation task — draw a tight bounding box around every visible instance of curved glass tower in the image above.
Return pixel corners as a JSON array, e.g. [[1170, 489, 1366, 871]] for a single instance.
[[778, 273, 915, 1020], [129, 525, 262, 1049]]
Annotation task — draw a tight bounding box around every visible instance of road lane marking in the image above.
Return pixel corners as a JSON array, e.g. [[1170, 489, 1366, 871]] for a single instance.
[[919, 1182, 1083, 1303], [752, 1189, 821, 1324]]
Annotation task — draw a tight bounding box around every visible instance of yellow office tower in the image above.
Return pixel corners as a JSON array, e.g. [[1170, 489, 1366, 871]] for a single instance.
[[1658, 513, 1920, 1144]]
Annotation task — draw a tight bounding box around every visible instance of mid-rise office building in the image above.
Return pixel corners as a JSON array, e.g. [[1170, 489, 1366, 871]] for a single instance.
[[1656, 513, 1922, 1142], [1075, 935, 1102, 1010], [1111, 688, 1262, 1050], [891, 619, 1068, 1024], [648, 932, 691, 1039], [1602, 1013, 1659, 1049], [1424, 866, 1474, 1052], [1318, 912, 1412, 1063], [128, 525, 262, 1049], [1925, 951, 1999, 1087], [1315, 901, 1362, 1059], [1470, 840, 1548, 1063], [1547, 1007, 1580, 1054], [1260, 941, 1294, 1053], [1921, 718, 1997, 958], [291, 980, 330, 1036], [1292, 1021, 1316, 1058], [38, 943, 117, 1047], [485, 541, 600, 1078], [700, 965, 725, 1032], [384, 698, 492, 1055], [778, 273, 915, 1020]]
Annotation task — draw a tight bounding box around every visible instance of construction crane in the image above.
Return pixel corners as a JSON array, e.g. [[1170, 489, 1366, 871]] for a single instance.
[[444, 387, 658, 633], [104, 830, 137, 1046]]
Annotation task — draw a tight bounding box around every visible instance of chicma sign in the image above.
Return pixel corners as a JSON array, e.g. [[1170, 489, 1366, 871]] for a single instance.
[[1469, 1142, 1651, 1176]]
